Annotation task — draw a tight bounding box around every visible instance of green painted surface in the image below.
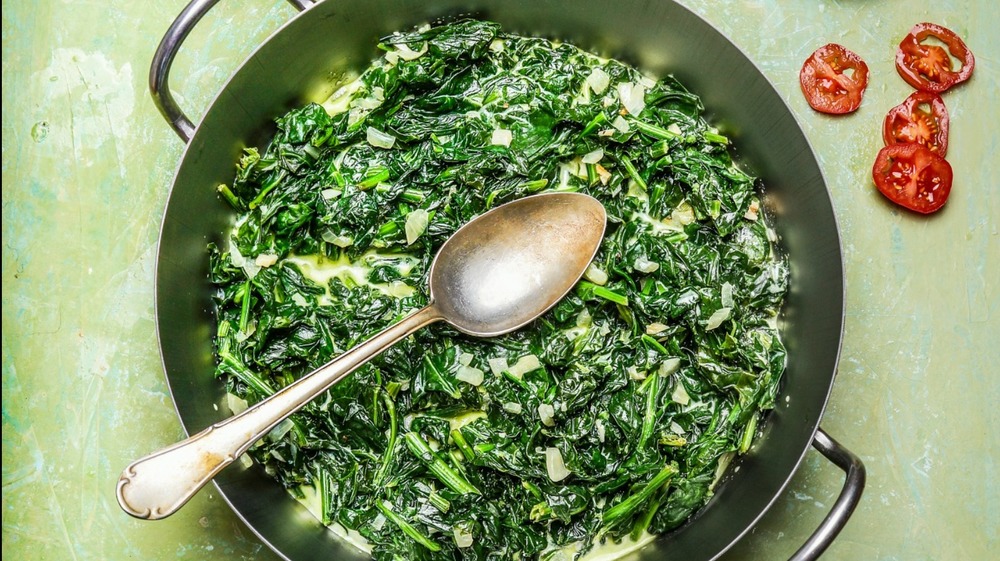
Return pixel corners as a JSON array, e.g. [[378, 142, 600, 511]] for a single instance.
[[2, 0, 997, 559]]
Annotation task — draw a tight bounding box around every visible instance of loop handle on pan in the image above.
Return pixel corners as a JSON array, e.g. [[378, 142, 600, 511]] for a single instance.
[[149, 0, 316, 143], [789, 428, 866, 560]]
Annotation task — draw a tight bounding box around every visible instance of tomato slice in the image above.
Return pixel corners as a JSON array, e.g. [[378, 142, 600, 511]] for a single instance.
[[872, 144, 953, 214], [800, 43, 870, 114], [882, 91, 949, 156], [896, 22, 975, 93]]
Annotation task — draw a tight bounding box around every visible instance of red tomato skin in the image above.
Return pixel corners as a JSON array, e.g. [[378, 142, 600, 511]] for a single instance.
[[800, 43, 870, 114], [872, 144, 953, 214], [896, 22, 975, 93], [882, 91, 950, 156]]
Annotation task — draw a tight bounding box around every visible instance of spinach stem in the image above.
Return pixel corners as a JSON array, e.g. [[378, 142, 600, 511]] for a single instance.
[[216, 184, 242, 210], [375, 500, 442, 552], [248, 170, 285, 209], [619, 156, 647, 190], [641, 334, 669, 355], [602, 463, 678, 527], [404, 432, 481, 495], [238, 280, 252, 334], [630, 485, 667, 541], [218, 350, 274, 396], [639, 373, 659, 448], [580, 111, 608, 136], [450, 428, 476, 461], [633, 120, 680, 141], [579, 281, 629, 306], [704, 130, 729, 144], [373, 391, 398, 486]]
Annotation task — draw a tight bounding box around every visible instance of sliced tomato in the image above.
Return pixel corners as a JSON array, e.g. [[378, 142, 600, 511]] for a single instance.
[[872, 144, 953, 214], [800, 43, 869, 114], [896, 22, 975, 93], [882, 91, 949, 156]]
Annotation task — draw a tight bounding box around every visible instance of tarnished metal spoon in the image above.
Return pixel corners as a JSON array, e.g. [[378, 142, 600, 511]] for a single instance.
[[117, 191, 606, 519]]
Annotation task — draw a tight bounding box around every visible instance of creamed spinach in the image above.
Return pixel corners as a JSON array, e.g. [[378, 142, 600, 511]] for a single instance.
[[209, 19, 788, 561]]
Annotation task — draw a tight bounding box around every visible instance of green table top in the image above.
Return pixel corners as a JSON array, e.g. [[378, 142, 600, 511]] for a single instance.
[[3, 1, 997, 559]]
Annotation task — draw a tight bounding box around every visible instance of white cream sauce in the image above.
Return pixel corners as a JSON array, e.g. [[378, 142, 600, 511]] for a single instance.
[[284, 251, 419, 300]]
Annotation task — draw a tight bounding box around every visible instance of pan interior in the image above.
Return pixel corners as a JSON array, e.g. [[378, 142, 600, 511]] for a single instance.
[[154, 1, 843, 559]]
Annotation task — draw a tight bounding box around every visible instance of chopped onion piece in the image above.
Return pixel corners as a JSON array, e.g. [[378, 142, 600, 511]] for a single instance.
[[722, 282, 735, 308], [242, 259, 261, 279], [584, 262, 608, 285], [456, 365, 484, 386], [453, 523, 474, 548], [538, 403, 556, 427], [235, 320, 256, 343], [347, 108, 367, 127], [367, 126, 396, 149], [268, 418, 294, 441], [617, 82, 647, 115], [229, 239, 245, 267], [320, 231, 353, 248], [561, 157, 586, 179], [667, 123, 684, 136], [354, 96, 381, 110], [673, 201, 696, 225], [395, 42, 428, 61], [704, 307, 732, 331], [458, 352, 474, 366], [646, 322, 668, 335], [745, 200, 760, 221], [255, 253, 279, 268], [488, 356, 509, 376], [508, 354, 542, 378], [491, 128, 513, 147], [545, 447, 570, 482], [586, 67, 610, 94], [503, 402, 523, 414], [404, 208, 429, 245], [595, 419, 606, 443], [489, 38, 505, 53], [581, 148, 604, 164], [627, 179, 647, 201], [595, 163, 612, 185], [238, 453, 254, 468], [611, 115, 630, 133], [627, 366, 647, 380], [658, 357, 681, 377], [633, 255, 660, 273], [671, 381, 691, 405], [321, 188, 340, 200], [226, 393, 249, 415]]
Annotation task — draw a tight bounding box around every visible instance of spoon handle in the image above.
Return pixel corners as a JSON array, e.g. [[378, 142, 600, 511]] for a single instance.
[[117, 304, 443, 520]]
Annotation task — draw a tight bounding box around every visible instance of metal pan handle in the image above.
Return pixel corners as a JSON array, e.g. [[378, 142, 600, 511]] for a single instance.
[[149, 0, 316, 143], [789, 428, 866, 561]]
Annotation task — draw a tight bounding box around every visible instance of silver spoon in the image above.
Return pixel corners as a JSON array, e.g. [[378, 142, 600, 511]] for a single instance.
[[117, 191, 606, 519]]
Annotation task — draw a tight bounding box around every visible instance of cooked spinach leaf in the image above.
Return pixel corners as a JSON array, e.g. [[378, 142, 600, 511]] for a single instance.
[[210, 19, 788, 560]]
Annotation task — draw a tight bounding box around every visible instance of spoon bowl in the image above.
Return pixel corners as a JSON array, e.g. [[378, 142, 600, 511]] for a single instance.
[[117, 192, 606, 520], [431, 192, 607, 336]]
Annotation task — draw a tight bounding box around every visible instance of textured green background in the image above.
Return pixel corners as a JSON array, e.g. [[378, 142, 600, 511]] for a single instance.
[[3, 1, 997, 559]]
